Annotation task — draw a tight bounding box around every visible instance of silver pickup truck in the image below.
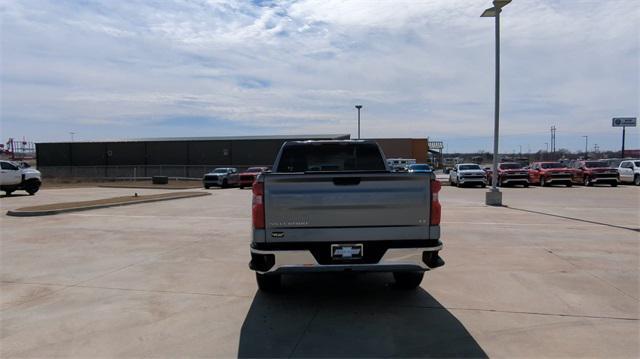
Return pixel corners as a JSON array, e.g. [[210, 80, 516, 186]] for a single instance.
[[249, 140, 444, 291]]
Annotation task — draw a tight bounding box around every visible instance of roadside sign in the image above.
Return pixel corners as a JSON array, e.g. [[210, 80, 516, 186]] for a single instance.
[[612, 117, 637, 127]]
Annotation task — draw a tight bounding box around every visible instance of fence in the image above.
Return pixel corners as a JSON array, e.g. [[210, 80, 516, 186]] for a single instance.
[[38, 165, 263, 180]]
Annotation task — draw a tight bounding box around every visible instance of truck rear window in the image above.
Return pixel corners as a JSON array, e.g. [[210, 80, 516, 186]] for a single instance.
[[276, 142, 387, 172]]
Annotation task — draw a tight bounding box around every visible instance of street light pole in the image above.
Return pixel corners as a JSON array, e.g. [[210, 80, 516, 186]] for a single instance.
[[482, 0, 511, 206], [69, 132, 75, 142], [582, 135, 588, 159], [355, 105, 363, 140]]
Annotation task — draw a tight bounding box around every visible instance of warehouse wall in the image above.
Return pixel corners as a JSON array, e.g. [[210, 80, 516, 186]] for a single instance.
[[374, 138, 428, 163], [36, 136, 427, 178]]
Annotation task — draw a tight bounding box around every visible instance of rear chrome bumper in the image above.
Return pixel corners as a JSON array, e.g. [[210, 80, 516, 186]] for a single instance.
[[249, 244, 443, 274]]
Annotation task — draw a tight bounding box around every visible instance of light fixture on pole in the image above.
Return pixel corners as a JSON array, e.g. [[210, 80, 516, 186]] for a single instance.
[[482, 0, 511, 206], [355, 105, 363, 139]]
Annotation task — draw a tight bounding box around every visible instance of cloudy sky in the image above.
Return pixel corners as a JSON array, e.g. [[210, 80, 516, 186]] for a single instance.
[[1, 0, 638, 152]]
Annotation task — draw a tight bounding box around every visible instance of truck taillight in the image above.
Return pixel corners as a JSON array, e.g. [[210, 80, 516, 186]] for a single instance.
[[430, 180, 441, 225], [252, 181, 265, 229]]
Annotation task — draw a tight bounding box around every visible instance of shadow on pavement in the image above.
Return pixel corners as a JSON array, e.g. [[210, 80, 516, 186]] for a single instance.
[[0, 193, 30, 199], [238, 272, 487, 358], [506, 206, 640, 232]]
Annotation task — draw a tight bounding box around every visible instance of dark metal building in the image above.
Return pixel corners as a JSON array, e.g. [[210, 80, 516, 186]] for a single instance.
[[36, 135, 350, 178], [36, 134, 429, 178]]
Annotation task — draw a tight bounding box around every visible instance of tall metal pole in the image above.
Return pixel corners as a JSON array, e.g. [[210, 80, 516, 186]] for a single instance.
[[582, 135, 588, 159], [355, 105, 362, 140], [621, 126, 626, 158], [490, 9, 500, 193]]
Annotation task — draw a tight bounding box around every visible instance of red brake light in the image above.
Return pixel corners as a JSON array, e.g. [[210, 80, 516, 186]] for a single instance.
[[430, 180, 441, 225], [252, 182, 265, 229]]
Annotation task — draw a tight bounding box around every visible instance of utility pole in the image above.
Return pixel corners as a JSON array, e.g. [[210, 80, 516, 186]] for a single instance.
[[355, 105, 362, 139], [582, 135, 588, 159], [69, 132, 76, 142], [621, 126, 626, 158], [550, 126, 556, 153]]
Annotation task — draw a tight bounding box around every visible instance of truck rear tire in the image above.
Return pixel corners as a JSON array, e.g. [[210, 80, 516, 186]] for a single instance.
[[634, 175, 640, 186], [393, 271, 424, 289], [4, 190, 14, 196], [256, 273, 281, 292]]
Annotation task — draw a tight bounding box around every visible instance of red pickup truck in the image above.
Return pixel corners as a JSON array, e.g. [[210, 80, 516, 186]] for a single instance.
[[528, 162, 575, 187], [239, 167, 269, 189], [485, 162, 530, 187], [571, 160, 619, 187]]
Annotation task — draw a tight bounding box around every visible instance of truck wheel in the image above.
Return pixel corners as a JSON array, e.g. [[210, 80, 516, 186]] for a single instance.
[[24, 181, 40, 195], [4, 190, 14, 196], [524, 182, 529, 188], [480, 182, 486, 188], [611, 182, 618, 187], [393, 271, 424, 289], [239, 185, 244, 189], [584, 177, 593, 186], [204, 185, 210, 189], [222, 179, 228, 188], [566, 182, 572, 187], [634, 175, 640, 186], [540, 177, 548, 187], [256, 273, 281, 292]]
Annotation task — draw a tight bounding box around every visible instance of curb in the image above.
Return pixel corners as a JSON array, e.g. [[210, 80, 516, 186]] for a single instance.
[[6, 192, 210, 217], [97, 185, 200, 190]]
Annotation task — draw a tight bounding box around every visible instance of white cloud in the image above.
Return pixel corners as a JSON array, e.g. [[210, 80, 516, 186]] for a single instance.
[[1, 0, 638, 151]]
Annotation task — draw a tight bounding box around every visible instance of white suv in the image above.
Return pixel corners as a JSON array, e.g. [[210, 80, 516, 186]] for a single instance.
[[449, 163, 487, 188], [0, 160, 42, 195], [617, 160, 640, 186]]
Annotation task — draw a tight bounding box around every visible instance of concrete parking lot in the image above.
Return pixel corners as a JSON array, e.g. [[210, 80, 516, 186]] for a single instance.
[[1, 185, 638, 357]]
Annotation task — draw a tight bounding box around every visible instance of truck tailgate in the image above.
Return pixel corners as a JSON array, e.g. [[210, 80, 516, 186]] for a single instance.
[[263, 172, 432, 242]]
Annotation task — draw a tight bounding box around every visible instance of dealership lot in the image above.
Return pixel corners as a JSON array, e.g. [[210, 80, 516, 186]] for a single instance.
[[1, 185, 638, 357]]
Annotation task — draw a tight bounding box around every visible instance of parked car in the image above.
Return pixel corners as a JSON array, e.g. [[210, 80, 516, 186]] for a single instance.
[[570, 160, 619, 186], [387, 158, 416, 172], [528, 162, 574, 187], [407, 163, 433, 173], [0, 160, 42, 195], [617, 160, 640, 186], [239, 167, 269, 189], [249, 140, 444, 291], [485, 162, 530, 187], [202, 168, 239, 188], [449, 163, 487, 187]]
